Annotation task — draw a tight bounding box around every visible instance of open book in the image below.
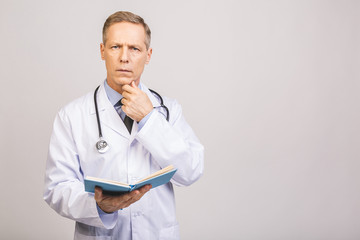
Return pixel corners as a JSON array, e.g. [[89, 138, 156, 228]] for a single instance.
[[84, 165, 177, 194]]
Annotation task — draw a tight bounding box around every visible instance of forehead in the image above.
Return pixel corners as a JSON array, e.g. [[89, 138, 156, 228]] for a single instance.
[[105, 22, 146, 46]]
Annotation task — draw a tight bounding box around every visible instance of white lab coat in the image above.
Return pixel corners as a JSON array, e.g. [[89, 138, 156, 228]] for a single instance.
[[43, 82, 204, 240]]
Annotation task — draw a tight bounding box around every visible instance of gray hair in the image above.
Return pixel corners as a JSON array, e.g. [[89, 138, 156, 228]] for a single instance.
[[102, 11, 151, 49]]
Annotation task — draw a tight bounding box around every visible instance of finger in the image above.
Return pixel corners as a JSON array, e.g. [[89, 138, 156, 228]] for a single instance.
[[121, 98, 128, 106], [138, 184, 152, 193], [122, 84, 136, 94], [121, 100, 136, 115], [121, 91, 136, 103], [130, 190, 142, 200], [122, 191, 142, 207], [121, 186, 150, 203], [131, 191, 146, 202], [112, 191, 139, 209], [112, 191, 133, 205], [115, 185, 152, 209], [121, 91, 129, 99], [129, 185, 151, 201], [123, 191, 135, 201], [121, 105, 132, 117]]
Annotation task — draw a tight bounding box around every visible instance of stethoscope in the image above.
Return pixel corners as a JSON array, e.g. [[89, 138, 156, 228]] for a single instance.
[[94, 85, 169, 153]]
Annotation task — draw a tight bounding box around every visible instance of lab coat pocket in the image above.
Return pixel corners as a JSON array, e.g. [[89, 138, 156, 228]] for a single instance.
[[159, 223, 180, 240]]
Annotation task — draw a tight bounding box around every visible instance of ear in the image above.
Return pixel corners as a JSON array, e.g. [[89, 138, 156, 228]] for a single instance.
[[145, 47, 152, 64], [100, 43, 105, 60]]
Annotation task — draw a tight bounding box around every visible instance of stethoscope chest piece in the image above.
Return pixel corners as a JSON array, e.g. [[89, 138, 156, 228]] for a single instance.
[[96, 138, 109, 154]]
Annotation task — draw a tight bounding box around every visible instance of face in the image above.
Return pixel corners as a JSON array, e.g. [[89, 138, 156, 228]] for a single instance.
[[100, 22, 152, 93]]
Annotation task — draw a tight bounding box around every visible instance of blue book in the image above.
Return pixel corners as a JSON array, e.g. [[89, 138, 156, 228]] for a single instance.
[[84, 165, 177, 194]]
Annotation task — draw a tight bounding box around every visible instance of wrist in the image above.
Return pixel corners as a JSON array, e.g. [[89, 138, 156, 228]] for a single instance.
[[96, 203, 114, 214]]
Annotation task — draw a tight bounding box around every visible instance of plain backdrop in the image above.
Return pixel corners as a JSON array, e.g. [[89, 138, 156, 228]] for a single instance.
[[0, 0, 359, 239]]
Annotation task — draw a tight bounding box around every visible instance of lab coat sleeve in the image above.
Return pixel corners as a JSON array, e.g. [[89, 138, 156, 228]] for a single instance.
[[136, 100, 204, 186], [43, 110, 117, 229]]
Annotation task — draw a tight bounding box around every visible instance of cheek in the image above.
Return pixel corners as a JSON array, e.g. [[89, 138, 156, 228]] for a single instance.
[[105, 57, 116, 69], [105, 60, 112, 71], [133, 58, 146, 71], [134, 63, 146, 74]]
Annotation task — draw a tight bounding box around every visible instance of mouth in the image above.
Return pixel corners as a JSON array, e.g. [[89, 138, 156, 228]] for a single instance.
[[116, 69, 131, 73]]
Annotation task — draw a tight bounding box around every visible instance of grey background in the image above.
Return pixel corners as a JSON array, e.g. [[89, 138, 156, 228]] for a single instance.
[[1, 0, 359, 239]]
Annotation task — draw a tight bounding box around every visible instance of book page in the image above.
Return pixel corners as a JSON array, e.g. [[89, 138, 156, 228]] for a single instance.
[[85, 176, 129, 188], [136, 165, 174, 184]]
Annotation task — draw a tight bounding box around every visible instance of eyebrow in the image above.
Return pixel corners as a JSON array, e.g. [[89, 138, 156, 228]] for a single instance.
[[109, 42, 144, 50]]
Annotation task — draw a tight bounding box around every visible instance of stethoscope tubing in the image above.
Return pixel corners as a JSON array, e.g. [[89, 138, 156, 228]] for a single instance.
[[94, 86, 103, 138], [149, 89, 169, 122]]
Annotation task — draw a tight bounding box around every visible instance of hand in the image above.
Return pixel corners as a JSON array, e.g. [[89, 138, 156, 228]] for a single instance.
[[121, 81, 153, 122], [94, 185, 151, 213]]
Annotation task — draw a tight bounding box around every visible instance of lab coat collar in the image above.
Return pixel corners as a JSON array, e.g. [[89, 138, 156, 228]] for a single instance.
[[90, 83, 131, 138]]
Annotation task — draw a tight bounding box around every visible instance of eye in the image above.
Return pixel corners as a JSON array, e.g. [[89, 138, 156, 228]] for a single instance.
[[111, 46, 119, 49], [132, 47, 140, 51]]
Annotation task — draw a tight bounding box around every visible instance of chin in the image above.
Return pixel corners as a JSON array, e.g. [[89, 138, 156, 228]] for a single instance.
[[113, 77, 133, 86]]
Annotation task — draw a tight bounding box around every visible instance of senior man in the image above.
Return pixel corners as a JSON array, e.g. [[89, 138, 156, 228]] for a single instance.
[[44, 11, 204, 240]]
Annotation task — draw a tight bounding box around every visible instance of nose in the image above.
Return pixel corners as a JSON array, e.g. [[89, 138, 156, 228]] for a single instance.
[[119, 48, 129, 63]]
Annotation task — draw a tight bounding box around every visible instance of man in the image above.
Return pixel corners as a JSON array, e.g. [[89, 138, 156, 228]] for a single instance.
[[43, 11, 204, 239]]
